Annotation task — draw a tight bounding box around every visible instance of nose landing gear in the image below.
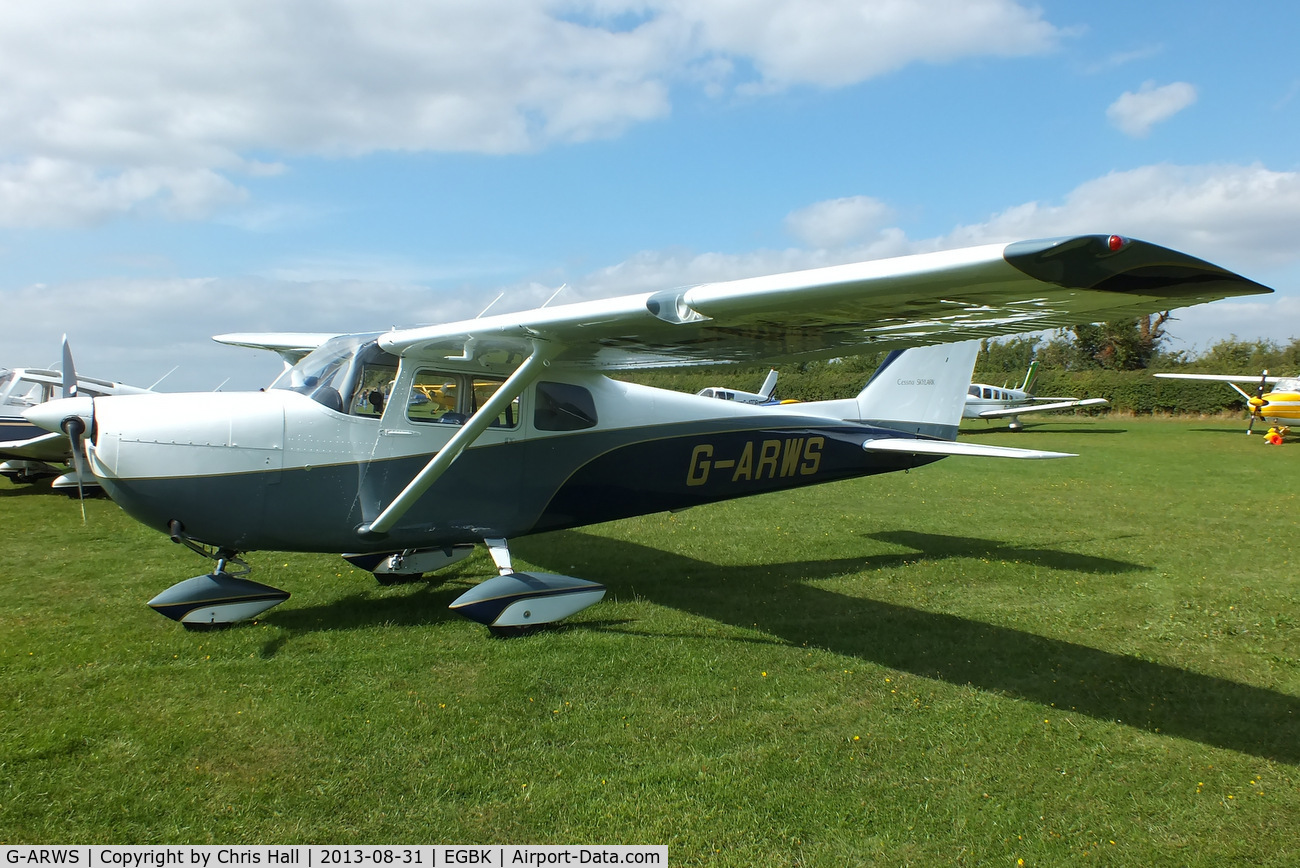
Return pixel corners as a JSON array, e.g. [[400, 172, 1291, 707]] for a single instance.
[[150, 522, 290, 629]]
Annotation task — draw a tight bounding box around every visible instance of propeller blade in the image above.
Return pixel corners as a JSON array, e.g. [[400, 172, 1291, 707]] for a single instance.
[[1244, 369, 1269, 435], [63, 415, 87, 521], [61, 335, 79, 399]]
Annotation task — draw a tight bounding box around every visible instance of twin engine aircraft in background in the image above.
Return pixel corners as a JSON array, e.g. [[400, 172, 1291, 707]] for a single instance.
[[26, 235, 1271, 632], [1154, 370, 1300, 436], [1, 340, 152, 496], [963, 361, 1108, 431]]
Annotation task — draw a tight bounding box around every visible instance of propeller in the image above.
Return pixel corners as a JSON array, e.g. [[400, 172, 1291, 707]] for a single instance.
[[1246, 369, 1269, 435], [59, 335, 89, 517]]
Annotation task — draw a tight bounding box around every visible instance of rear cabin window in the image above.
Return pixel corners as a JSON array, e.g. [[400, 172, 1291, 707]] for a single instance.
[[406, 370, 520, 428], [534, 382, 597, 431]]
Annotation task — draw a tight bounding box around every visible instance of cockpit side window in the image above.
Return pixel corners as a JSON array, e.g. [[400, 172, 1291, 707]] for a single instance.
[[408, 370, 463, 424], [352, 363, 397, 417], [405, 370, 521, 428], [1, 377, 52, 408], [471, 378, 520, 428]]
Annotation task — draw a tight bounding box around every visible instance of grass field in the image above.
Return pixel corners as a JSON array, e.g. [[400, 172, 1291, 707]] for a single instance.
[[1, 417, 1297, 865]]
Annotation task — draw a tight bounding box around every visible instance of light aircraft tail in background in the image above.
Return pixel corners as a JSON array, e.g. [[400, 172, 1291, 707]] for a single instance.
[[24, 235, 1272, 631]]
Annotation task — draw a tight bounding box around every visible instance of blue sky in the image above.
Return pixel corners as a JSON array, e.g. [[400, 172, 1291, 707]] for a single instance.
[[3, 1, 1298, 391]]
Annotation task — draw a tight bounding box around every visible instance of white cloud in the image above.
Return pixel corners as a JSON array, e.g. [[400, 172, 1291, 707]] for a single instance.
[[669, 0, 1058, 90], [784, 196, 894, 248], [1107, 80, 1198, 137], [1082, 44, 1164, 75], [0, 159, 248, 227], [0, 0, 1061, 227], [940, 163, 1300, 269]]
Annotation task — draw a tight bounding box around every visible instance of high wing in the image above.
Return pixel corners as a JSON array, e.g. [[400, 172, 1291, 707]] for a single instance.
[[213, 333, 340, 366], [977, 397, 1108, 419], [379, 236, 1270, 370]]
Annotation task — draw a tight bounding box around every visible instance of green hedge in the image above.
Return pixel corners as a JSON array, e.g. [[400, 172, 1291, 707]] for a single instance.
[[1029, 371, 1246, 415], [622, 364, 1251, 416]]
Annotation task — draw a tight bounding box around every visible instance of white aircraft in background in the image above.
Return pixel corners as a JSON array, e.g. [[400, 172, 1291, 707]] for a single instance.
[[26, 235, 1269, 632], [697, 370, 780, 405], [964, 361, 1108, 430], [0, 339, 152, 496], [1154, 370, 1300, 435]]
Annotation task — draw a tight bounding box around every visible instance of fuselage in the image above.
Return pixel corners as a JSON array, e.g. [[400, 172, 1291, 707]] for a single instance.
[[81, 371, 933, 554], [962, 384, 1032, 418], [1256, 378, 1300, 426]]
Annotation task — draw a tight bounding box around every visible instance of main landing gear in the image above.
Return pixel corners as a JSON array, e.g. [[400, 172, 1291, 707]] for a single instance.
[[447, 538, 606, 635]]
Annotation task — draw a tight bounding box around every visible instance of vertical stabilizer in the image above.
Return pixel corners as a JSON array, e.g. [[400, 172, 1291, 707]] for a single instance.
[[1020, 360, 1040, 394], [853, 341, 980, 440], [758, 369, 779, 400]]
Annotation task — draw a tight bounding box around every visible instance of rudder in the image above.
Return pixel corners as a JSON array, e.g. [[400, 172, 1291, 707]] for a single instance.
[[853, 341, 979, 440]]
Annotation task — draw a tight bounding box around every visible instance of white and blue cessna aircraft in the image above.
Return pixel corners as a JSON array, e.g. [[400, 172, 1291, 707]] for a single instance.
[[26, 235, 1270, 632]]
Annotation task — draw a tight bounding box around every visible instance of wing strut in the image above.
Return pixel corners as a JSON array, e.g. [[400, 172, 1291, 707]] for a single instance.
[[357, 341, 558, 538]]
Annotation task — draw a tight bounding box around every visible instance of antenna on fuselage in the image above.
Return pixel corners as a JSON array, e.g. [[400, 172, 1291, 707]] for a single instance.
[[476, 293, 505, 319], [541, 284, 568, 308], [149, 366, 179, 391]]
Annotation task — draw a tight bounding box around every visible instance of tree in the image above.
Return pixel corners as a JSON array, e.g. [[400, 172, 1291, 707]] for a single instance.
[[976, 336, 1039, 374], [1196, 336, 1281, 373], [1070, 313, 1171, 370]]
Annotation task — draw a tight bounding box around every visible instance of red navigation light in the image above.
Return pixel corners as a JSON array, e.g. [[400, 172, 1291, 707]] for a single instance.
[[1107, 234, 1127, 252]]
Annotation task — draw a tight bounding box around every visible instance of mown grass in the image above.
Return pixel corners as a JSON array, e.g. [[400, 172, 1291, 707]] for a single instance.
[[1, 417, 1297, 865]]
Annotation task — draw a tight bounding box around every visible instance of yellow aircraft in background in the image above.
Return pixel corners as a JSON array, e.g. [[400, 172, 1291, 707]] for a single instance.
[[1154, 371, 1300, 436]]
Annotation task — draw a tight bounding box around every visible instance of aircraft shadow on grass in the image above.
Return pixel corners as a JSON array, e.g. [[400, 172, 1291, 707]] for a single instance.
[[258, 576, 472, 657], [0, 480, 60, 498], [517, 529, 1300, 764]]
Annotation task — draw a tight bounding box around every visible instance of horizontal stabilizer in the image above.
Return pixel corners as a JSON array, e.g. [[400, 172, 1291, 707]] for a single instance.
[[862, 438, 1074, 459], [977, 397, 1107, 419]]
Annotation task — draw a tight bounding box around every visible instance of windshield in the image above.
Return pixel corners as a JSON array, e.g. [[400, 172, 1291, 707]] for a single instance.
[[270, 333, 397, 414]]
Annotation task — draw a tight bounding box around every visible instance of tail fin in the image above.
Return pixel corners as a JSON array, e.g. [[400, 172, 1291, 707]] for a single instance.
[[757, 369, 778, 400], [853, 341, 979, 440], [1020, 360, 1040, 394]]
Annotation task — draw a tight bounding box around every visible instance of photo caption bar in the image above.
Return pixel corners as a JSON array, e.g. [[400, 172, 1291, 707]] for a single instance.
[[2, 847, 667, 867]]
